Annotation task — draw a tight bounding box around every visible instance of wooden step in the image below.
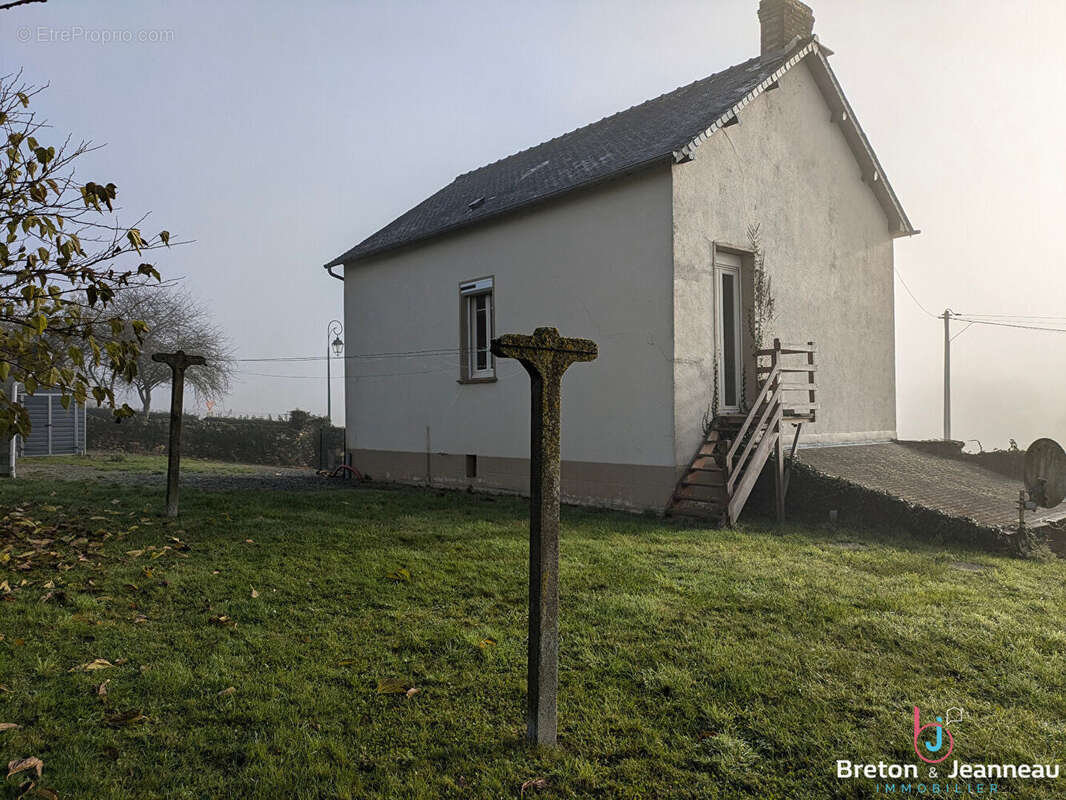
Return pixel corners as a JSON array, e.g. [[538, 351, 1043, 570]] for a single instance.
[[681, 475, 726, 489], [676, 485, 727, 503], [689, 458, 724, 473]]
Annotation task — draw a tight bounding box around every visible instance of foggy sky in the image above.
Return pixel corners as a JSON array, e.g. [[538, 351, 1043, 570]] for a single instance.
[[1, 0, 1063, 450]]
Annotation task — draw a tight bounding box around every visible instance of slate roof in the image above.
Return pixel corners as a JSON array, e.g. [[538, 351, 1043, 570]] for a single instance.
[[327, 37, 913, 268], [327, 47, 801, 267]]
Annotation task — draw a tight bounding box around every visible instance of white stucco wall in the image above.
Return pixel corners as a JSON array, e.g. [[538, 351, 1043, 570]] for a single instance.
[[343, 167, 676, 469], [671, 58, 897, 465]]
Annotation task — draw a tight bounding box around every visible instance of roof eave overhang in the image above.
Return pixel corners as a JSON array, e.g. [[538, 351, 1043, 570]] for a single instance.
[[673, 38, 918, 239]]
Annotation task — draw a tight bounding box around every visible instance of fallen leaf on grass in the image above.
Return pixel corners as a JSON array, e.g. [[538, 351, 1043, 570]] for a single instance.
[[0, 723, 19, 732], [375, 678, 408, 694], [250, 588, 259, 599], [29, 786, 58, 800], [69, 659, 112, 672], [478, 638, 497, 649], [521, 777, 548, 796], [405, 687, 420, 698], [217, 687, 236, 697], [208, 615, 236, 628], [105, 710, 147, 727], [6, 756, 43, 778], [386, 567, 411, 583], [244, 539, 254, 544], [96, 680, 109, 699]]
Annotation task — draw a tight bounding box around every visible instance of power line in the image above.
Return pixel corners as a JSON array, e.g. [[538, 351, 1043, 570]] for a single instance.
[[894, 268, 937, 318], [234, 363, 526, 381], [954, 313, 1066, 321], [237, 371, 346, 380], [951, 316, 1066, 334], [228, 347, 461, 364], [949, 321, 974, 342]]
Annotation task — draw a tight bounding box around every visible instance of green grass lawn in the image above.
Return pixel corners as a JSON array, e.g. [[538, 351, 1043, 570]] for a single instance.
[[0, 475, 1064, 798]]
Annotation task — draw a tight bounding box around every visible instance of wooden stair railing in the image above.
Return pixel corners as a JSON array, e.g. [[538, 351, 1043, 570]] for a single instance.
[[667, 339, 817, 526]]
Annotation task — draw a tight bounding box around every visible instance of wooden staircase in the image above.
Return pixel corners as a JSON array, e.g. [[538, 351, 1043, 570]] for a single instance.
[[668, 339, 817, 526]]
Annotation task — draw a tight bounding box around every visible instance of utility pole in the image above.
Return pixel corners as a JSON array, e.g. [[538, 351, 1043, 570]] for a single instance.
[[941, 308, 951, 441]]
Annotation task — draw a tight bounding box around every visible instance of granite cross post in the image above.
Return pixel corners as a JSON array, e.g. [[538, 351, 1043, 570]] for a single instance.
[[490, 326, 597, 746], [152, 350, 206, 518]]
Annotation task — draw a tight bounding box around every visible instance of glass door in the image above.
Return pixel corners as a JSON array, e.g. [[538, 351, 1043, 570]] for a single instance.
[[715, 251, 743, 412]]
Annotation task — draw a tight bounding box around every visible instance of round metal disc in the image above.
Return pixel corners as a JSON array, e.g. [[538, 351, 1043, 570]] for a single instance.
[[1024, 438, 1066, 508]]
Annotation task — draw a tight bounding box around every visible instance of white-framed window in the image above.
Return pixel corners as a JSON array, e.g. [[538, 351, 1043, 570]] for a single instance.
[[460, 276, 495, 381]]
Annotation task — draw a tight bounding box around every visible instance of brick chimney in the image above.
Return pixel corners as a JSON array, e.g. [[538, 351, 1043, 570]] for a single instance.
[[758, 0, 815, 58]]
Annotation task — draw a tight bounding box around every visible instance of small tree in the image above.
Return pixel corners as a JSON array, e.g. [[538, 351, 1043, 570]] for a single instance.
[[0, 73, 175, 435], [89, 285, 233, 415]]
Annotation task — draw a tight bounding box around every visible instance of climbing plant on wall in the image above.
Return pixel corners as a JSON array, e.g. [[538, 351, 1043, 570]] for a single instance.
[[746, 222, 776, 366]]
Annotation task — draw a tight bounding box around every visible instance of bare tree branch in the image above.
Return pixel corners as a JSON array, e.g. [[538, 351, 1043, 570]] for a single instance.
[[87, 286, 233, 415]]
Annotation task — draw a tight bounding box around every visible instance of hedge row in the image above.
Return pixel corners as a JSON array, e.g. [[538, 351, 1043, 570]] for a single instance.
[[86, 408, 344, 468]]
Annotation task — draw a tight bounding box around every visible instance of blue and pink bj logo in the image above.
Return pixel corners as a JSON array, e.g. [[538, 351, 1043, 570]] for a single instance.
[[913, 706, 954, 763]]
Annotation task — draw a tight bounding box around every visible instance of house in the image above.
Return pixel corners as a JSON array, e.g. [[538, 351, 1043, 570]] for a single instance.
[[325, 0, 916, 518]]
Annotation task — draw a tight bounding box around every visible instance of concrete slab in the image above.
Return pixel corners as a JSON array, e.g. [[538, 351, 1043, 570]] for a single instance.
[[797, 442, 1066, 532]]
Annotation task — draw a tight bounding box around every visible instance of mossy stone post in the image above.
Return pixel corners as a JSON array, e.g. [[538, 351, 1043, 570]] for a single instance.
[[491, 327, 597, 746], [152, 350, 206, 518]]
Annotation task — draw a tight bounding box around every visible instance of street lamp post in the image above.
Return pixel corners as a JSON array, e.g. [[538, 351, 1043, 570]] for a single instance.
[[327, 319, 343, 424]]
